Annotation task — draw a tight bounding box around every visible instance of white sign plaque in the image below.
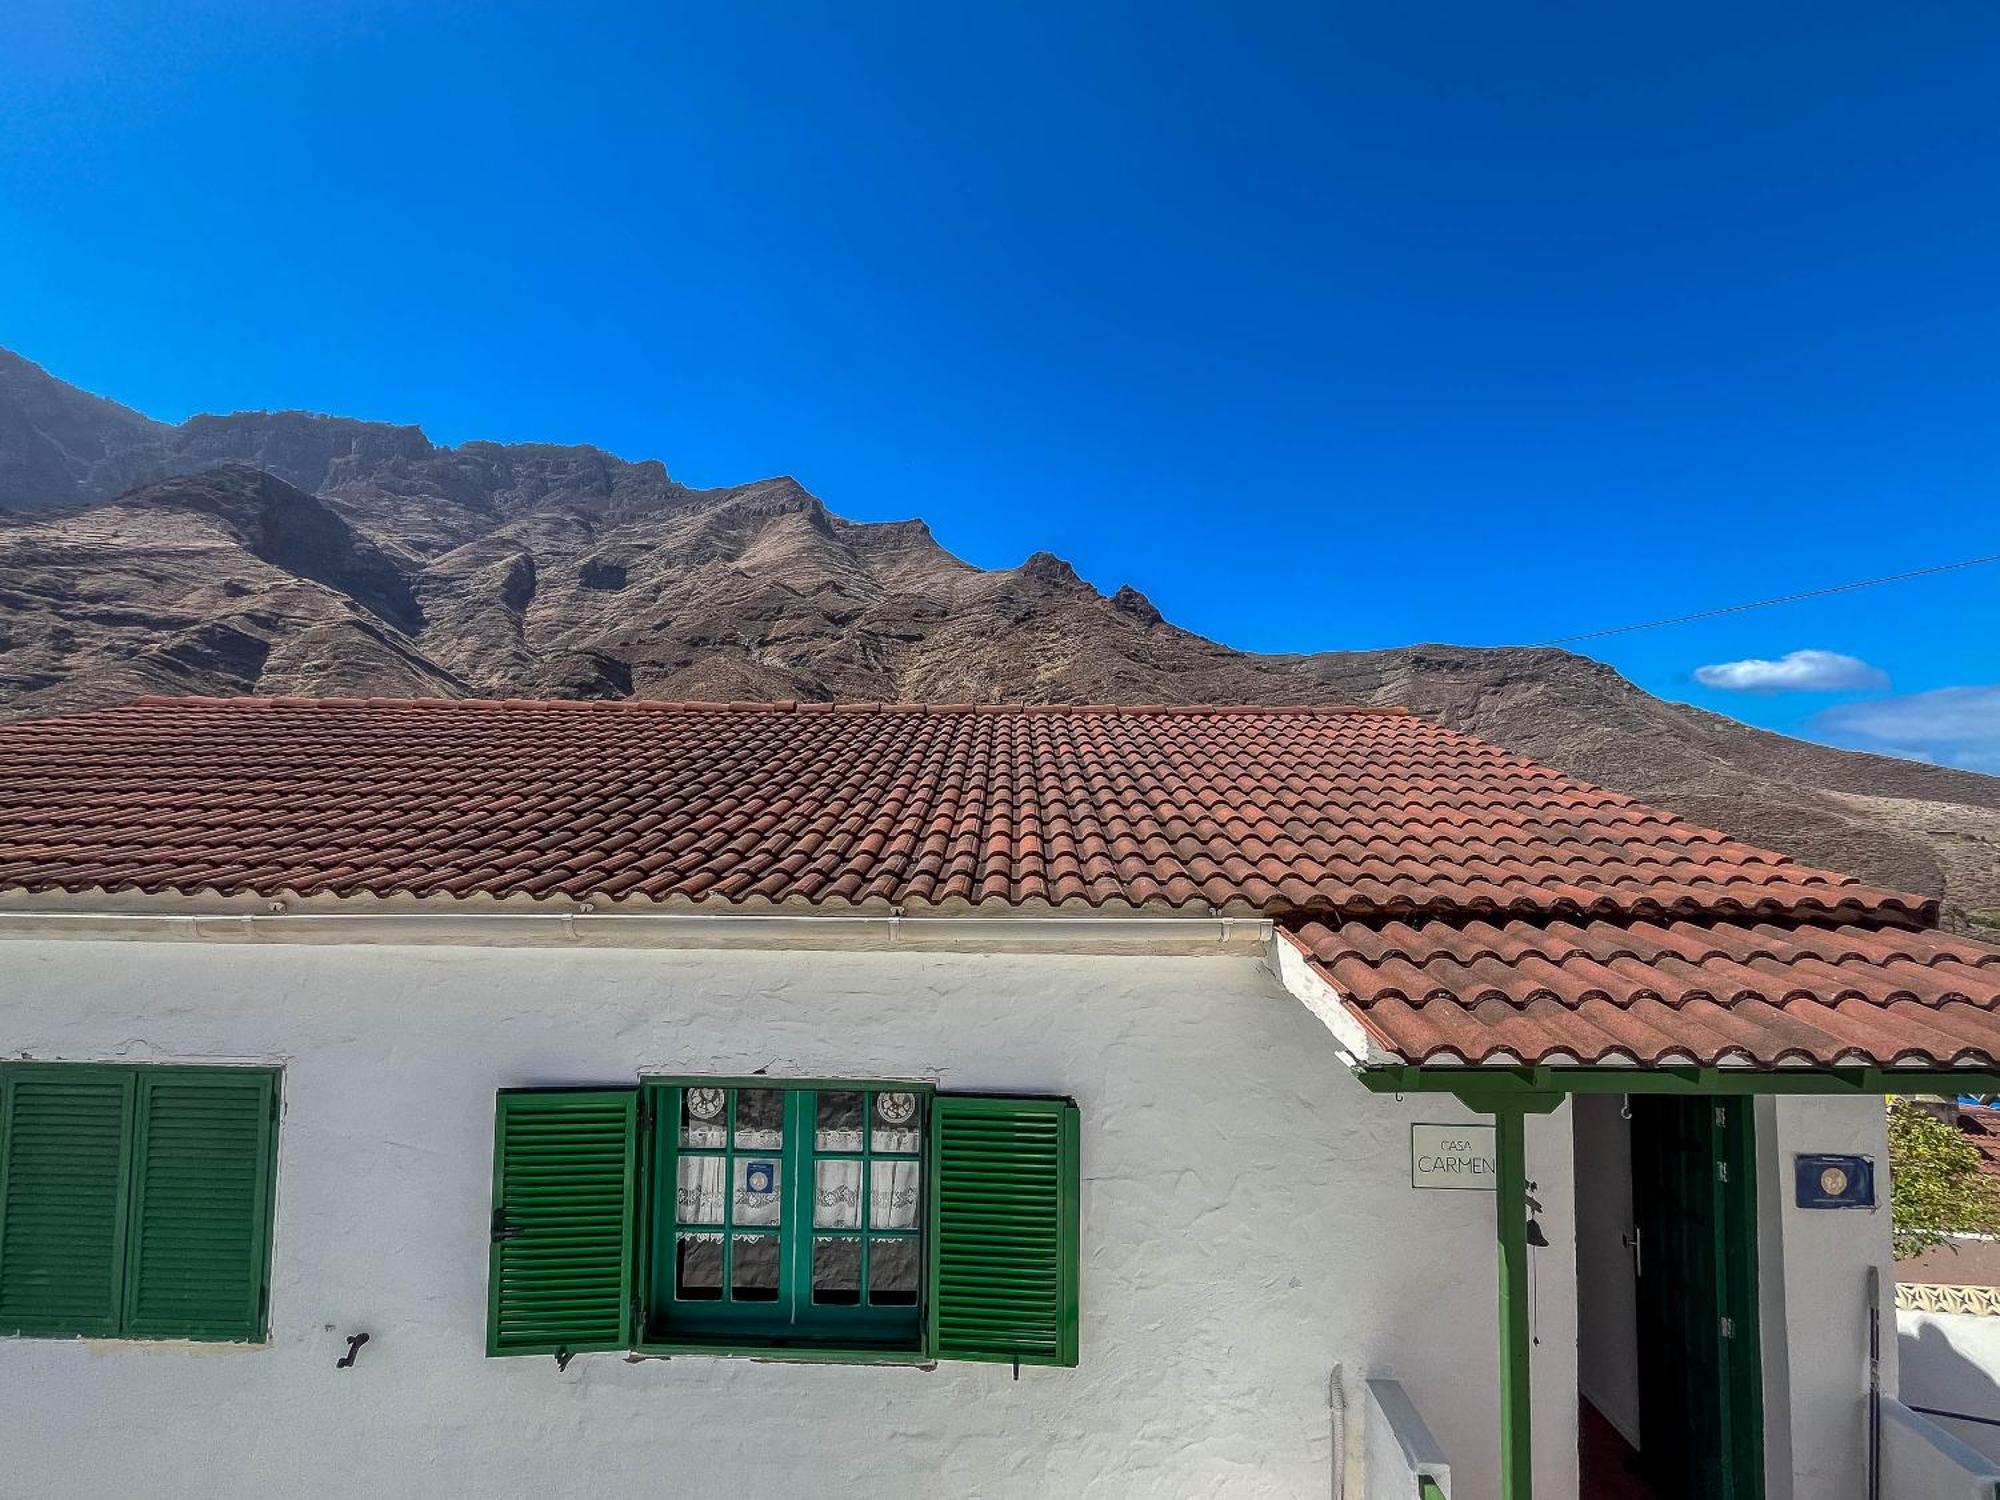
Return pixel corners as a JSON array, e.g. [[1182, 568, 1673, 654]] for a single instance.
[[1411, 1123, 1497, 1190]]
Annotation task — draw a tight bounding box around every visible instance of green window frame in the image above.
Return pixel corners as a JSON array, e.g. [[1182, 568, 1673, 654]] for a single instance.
[[641, 1081, 931, 1350], [487, 1077, 1080, 1367], [0, 1062, 280, 1343]]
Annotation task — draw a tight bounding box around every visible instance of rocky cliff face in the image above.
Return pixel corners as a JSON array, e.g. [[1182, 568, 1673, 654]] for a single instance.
[[0, 349, 171, 511], [2, 346, 1994, 925]]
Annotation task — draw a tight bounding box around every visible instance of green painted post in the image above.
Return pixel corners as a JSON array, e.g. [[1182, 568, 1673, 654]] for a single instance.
[[1495, 1105, 1533, 1500]]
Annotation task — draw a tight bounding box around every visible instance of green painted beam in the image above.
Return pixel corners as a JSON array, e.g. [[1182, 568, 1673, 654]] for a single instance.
[[1355, 1065, 2000, 1099], [1493, 1105, 1533, 1500], [1456, 1091, 1564, 1115]]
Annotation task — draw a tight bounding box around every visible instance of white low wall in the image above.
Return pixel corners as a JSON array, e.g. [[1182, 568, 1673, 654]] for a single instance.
[[1880, 1397, 2000, 1499], [0, 938, 1579, 1499], [1365, 1377, 1450, 1498], [1899, 1309, 2000, 1464]]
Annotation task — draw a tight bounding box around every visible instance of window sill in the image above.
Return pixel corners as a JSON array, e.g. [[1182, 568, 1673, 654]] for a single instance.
[[631, 1338, 933, 1368], [0, 1330, 270, 1350]]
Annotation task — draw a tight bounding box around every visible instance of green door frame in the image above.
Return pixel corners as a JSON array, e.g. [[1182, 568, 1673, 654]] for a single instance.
[[1354, 1064, 2000, 1500], [1631, 1094, 1765, 1498]]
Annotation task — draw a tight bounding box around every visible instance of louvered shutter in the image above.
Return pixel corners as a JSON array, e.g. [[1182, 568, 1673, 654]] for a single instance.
[[0, 1066, 135, 1337], [927, 1094, 1080, 1367], [487, 1089, 638, 1357], [123, 1069, 277, 1341]]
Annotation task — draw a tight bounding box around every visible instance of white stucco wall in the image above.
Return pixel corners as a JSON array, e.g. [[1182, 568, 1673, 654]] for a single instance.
[[1755, 1094, 1899, 1500], [0, 938, 1580, 1500], [1570, 1094, 1639, 1446]]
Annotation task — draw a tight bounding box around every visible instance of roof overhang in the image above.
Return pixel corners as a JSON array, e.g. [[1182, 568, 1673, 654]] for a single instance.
[[1352, 1062, 2000, 1102], [1270, 922, 2000, 1090], [1264, 921, 1401, 1064]]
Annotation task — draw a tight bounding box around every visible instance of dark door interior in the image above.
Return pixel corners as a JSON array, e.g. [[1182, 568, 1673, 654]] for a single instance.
[[1630, 1095, 1766, 1500]]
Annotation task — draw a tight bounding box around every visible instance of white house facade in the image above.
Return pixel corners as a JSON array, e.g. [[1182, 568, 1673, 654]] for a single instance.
[[3, 697, 1999, 1499]]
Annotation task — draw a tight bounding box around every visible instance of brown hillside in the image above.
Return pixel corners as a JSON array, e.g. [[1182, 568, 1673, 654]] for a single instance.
[[2, 346, 1992, 928]]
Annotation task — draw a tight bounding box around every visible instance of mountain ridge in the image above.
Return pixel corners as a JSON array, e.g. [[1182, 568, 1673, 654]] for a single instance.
[[2, 345, 1993, 927]]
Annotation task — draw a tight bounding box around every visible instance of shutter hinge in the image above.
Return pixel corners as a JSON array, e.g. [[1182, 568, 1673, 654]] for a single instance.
[[1716, 1162, 1729, 1183], [491, 1210, 522, 1244], [1720, 1315, 1736, 1340], [1714, 1105, 1727, 1128]]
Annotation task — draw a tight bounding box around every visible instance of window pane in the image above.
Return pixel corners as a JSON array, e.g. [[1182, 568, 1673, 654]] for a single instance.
[[870, 1159, 921, 1229], [815, 1090, 864, 1152], [814, 1159, 862, 1228], [680, 1086, 728, 1149], [675, 1234, 723, 1300], [872, 1091, 924, 1154], [733, 1157, 782, 1226], [676, 1154, 726, 1225], [812, 1237, 861, 1305], [732, 1234, 780, 1302], [734, 1088, 784, 1149], [869, 1239, 919, 1306]]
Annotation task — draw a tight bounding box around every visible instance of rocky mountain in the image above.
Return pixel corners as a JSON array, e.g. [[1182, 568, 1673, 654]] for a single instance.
[[0, 348, 169, 507], [2, 346, 1994, 928]]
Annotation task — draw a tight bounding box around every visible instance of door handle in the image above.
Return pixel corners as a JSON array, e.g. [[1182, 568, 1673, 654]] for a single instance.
[[1623, 1226, 1642, 1278]]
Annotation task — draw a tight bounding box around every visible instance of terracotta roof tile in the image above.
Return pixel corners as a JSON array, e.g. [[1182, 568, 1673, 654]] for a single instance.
[[0, 695, 1925, 921], [1292, 917, 2000, 1067], [1, 694, 1992, 1069]]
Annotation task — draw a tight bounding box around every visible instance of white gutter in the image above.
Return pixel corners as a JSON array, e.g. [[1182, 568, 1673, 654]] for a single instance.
[[0, 906, 1273, 955]]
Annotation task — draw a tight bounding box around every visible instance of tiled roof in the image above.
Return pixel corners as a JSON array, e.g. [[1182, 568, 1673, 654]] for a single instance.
[[0, 696, 1926, 919], [1, 694, 1995, 1070], [1293, 918, 2000, 1067], [1956, 1104, 2000, 1179]]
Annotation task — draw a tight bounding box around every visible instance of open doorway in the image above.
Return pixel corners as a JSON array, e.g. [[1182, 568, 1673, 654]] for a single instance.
[[1574, 1094, 1766, 1499]]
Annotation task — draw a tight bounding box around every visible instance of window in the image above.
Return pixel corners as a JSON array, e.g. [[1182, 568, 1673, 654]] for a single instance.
[[487, 1078, 1079, 1365], [0, 1063, 280, 1343], [653, 1084, 926, 1348]]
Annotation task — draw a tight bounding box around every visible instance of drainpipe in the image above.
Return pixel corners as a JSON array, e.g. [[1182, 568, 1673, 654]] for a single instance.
[[1329, 1363, 1347, 1500], [1866, 1265, 1881, 1500], [1495, 1104, 1534, 1500]]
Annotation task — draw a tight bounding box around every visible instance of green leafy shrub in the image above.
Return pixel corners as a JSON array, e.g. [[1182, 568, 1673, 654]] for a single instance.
[[1888, 1098, 2000, 1259]]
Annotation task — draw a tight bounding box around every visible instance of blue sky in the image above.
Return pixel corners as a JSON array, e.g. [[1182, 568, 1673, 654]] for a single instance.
[[2, 1, 1995, 770]]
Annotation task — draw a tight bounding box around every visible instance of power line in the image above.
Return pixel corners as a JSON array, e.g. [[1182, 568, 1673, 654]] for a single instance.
[[1539, 552, 2000, 647]]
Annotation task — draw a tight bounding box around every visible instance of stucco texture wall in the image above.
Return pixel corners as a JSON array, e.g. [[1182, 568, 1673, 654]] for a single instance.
[[0, 939, 1578, 1499], [1755, 1093, 1898, 1500]]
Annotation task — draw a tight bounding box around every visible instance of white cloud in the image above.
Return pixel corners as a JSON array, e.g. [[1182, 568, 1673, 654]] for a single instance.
[[1693, 649, 1891, 693], [1813, 685, 2000, 775]]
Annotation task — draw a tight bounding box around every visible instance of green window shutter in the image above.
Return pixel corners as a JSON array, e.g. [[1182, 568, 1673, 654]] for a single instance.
[[927, 1094, 1079, 1367], [123, 1069, 277, 1341], [0, 1066, 136, 1337], [488, 1088, 638, 1357]]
